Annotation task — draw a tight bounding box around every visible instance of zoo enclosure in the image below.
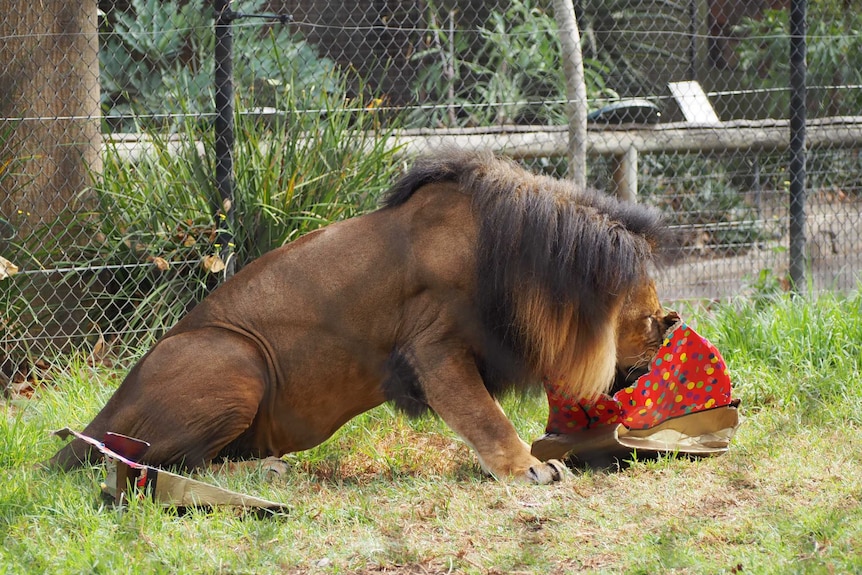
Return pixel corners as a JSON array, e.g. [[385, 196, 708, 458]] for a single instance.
[[2, 0, 862, 376]]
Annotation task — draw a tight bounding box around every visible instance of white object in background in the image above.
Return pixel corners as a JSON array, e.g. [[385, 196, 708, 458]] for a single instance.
[[669, 81, 721, 125]]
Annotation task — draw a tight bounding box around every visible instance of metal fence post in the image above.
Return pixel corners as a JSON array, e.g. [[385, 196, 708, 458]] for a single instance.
[[788, 0, 807, 293], [214, 0, 236, 280], [688, 0, 697, 81]]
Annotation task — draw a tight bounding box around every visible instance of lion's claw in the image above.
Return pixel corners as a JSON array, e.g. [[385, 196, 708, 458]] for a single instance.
[[526, 459, 567, 484], [261, 456, 289, 481]]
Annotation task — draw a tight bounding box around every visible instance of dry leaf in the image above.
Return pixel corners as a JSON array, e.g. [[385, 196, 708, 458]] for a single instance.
[[87, 331, 115, 368], [151, 256, 170, 271], [0, 256, 18, 280], [202, 254, 226, 274], [92, 333, 106, 359], [5, 358, 50, 399], [9, 379, 35, 398]]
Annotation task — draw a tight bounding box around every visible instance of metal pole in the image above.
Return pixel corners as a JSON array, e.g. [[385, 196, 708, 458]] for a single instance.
[[214, 0, 236, 279], [788, 0, 807, 293], [688, 0, 697, 81]]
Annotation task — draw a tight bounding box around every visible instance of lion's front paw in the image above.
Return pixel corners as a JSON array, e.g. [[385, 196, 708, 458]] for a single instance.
[[260, 456, 289, 481], [525, 459, 567, 484]]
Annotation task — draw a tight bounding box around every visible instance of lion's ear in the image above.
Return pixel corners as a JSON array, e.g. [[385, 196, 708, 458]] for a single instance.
[[660, 310, 681, 332]]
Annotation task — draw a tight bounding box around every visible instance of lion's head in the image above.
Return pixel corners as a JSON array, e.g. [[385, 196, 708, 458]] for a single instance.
[[383, 149, 676, 402], [612, 279, 679, 393]]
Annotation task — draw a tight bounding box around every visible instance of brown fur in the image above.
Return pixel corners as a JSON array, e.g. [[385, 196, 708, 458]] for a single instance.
[[51, 150, 672, 483], [612, 280, 680, 392]]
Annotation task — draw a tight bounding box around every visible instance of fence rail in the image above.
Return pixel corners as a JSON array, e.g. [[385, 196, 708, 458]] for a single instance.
[[106, 116, 862, 160], [395, 116, 862, 156]]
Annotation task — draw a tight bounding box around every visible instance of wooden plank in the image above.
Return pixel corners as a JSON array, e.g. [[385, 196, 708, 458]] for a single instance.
[[392, 117, 862, 158], [104, 116, 862, 162]]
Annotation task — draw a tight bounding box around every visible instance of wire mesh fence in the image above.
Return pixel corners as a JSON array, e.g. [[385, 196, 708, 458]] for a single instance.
[[2, 0, 862, 376]]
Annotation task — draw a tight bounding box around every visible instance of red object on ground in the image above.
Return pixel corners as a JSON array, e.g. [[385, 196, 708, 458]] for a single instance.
[[544, 321, 733, 434]]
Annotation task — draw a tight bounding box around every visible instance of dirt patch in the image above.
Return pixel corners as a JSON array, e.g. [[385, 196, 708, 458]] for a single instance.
[[658, 195, 862, 301]]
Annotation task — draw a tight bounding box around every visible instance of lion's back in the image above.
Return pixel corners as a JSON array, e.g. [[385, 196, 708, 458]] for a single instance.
[[176, 182, 478, 347]]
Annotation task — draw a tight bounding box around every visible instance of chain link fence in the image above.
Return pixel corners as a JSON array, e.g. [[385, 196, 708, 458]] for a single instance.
[[2, 0, 861, 378]]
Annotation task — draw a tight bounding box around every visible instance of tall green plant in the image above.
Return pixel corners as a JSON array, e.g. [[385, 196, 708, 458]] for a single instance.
[[81, 83, 401, 350], [229, 89, 402, 262], [409, 0, 616, 128], [100, 0, 337, 131]]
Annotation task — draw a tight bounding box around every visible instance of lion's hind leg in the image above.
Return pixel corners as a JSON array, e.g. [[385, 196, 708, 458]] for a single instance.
[[54, 328, 269, 471], [127, 329, 270, 469]]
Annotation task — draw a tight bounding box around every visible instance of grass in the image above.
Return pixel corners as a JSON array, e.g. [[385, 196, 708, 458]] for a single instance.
[[3, 291, 862, 574]]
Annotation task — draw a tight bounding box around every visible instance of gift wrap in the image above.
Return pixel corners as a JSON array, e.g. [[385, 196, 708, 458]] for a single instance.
[[53, 428, 288, 512], [532, 320, 741, 463]]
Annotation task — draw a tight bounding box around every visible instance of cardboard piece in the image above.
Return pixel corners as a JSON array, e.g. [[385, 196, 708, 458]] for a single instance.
[[532, 319, 741, 464], [53, 428, 288, 512], [531, 404, 740, 463], [616, 402, 740, 453]]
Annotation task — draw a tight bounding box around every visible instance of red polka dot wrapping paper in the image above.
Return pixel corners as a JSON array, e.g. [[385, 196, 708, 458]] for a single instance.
[[544, 321, 733, 433]]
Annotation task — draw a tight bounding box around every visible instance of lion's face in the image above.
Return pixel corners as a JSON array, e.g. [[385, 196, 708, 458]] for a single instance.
[[613, 279, 679, 389]]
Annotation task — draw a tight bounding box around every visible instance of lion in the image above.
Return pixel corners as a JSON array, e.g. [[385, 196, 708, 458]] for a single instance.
[[612, 280, 680, 393], [51, 149, 674, 484]]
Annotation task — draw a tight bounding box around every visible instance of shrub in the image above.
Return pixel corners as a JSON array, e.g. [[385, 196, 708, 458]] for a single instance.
[[408, 0, 616, 128], [75, 83, 401, 351], [99, 0, 338, 132], [636, 153, 769, 257], [735, 5, 862, 119]]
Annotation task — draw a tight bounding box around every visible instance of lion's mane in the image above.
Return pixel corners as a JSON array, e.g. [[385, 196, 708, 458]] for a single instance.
[[382, 150, 671, 400]]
